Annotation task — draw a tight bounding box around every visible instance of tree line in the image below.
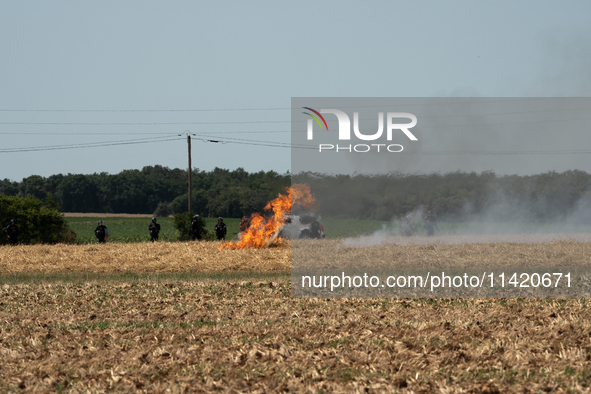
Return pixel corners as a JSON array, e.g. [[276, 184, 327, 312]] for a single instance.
[[3, 167, 591, 222], [0, 166, 291, 217], [293, 170, 591, 223]]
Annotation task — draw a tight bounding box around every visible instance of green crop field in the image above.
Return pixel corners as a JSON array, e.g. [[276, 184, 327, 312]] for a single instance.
[[322, 217, 389, 238], [66, 215, 591, 244], [66, 216, 382, 244], [66, 217, 242, 244], [66, 216, 383, 244]]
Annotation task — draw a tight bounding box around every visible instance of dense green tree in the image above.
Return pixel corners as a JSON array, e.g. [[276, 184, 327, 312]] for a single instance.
[[0, 194, 76, 244], [19, 175, 47, 201], [169, 190, 209, 215], [0, 179, 19, 196], [153, 201, 172, 217], [56, 174, 101, 212]]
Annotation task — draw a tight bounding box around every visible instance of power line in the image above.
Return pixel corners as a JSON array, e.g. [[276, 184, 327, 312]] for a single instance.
[[0, 134, 313, 153], [192, 135, 314, 150], [0, 130, 291, 135], [0, 108, 291, 113], [3, 132, 591, 155], [2, 113, 590, 127], [191, 135, 591, 154], [0, 136, 180, 153], [0, 98, 584, 112], [0, 121, 290, 125], [420, 149, 591, 155]]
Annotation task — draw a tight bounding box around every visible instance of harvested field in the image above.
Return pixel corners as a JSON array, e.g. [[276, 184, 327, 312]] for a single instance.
[[291, 237, 591, 297], [1, 280, 591, 392], [1, 238, 589, 274], [293, 237, 591, 270], [1, 239, 591, 392], [0, 242, 290, 273], [341, 233, 591, 246]]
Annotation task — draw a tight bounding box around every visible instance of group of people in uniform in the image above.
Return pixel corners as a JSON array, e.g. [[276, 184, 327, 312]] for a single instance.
[[94, 217, 165, 243], [2, 216, 233, 244], [6, 210, 437, 245], [93, 216, 231, 243], [189, 215, 228, 241]]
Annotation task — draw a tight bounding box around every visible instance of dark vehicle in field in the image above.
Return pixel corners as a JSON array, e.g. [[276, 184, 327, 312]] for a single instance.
[[279, 212, 325, 239]]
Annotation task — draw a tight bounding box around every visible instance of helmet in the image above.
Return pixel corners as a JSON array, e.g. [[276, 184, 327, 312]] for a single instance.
[[10, 219, 15, 224], [98, 220, 103, 225], [242, 216, 247, 219], [428, 210, 432, 214], [152, 217, 157, 221], [193, 215, 199, 220], [218, 217, 223, 221]]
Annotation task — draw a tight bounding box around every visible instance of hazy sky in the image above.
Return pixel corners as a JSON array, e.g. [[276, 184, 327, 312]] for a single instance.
[[1, 1, 591, 181], [292, 97, 591, 175]]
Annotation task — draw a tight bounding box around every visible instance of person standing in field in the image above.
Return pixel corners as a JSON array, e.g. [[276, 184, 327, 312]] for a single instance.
[[238, 215, 249, 240], [95, 220, 108, 243], [214, 217, 227, 241], [190, 215, 201, 241], [148, 217, 161, 242], [6, 219, 19, 245], [423, 210, 438, 236]]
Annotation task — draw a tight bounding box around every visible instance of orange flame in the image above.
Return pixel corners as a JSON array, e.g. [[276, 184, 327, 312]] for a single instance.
[[220, 184, 316, 250]]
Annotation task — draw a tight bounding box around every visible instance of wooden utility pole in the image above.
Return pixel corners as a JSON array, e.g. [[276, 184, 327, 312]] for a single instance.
[[187, 135, 192, 213]]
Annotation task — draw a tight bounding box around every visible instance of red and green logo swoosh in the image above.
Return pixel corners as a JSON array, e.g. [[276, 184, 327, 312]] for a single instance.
[[302, 107, 328, 131]]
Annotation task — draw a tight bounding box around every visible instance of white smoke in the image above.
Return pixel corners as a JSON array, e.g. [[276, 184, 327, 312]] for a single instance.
[[340, 206, 424, 247], [339, 189, 591, 248]]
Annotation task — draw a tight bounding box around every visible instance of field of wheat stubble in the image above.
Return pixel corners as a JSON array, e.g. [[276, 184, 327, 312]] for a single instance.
[[1, 239, 591, 392]]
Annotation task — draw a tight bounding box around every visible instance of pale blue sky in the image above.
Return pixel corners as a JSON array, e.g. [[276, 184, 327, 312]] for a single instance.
[[1, 1, 590, 181]]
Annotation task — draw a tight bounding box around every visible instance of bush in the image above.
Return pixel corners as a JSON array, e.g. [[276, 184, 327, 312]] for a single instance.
[[0, 194, 77, 244], [170, 190, 208, 215], [153, 201, 172, 217], [173, 212, 211, 241]]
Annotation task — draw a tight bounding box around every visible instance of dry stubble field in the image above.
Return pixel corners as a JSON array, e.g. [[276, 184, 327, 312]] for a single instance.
[[1, 239, 591, 392]]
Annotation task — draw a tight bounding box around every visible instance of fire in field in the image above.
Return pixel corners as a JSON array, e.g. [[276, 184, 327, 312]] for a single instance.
[[221, 183, 316, 250]]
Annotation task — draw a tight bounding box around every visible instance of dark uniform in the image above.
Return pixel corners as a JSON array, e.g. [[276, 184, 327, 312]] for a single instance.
[[148, 218, 161, 242], [424, 211, 438, 236], [214, 217, 227, 241], [238, 216, 250, 240], [6, 219, 19, 245], [190, 215, 201, 241], [95, 221, 108, 243], [239, 216, 249, 233]]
